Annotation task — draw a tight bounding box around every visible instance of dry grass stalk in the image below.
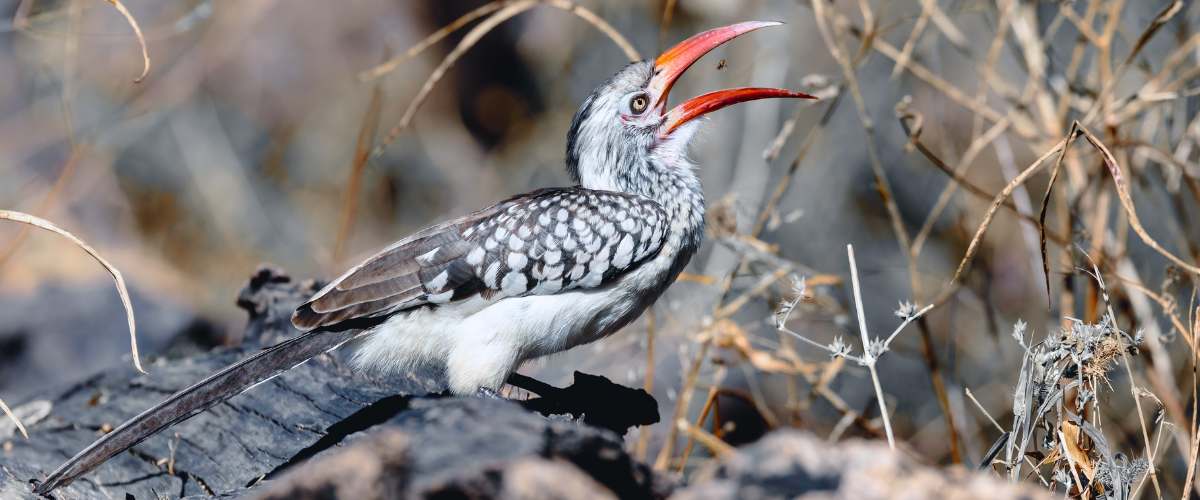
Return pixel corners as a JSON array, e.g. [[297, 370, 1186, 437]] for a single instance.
[[656, 0, 677, 50], [653, 333, 711, 471], [890, 0, 966, 80], [934, 137, 1067, 307], [371, 0, 538, 160], [674, 418, 734, 459], [370, 0, 639, 159], [1183, 345, 1198, 499], [0, 210, 144, 374], [0, 397, 27, 440], [847, 244, 895, 450], [1076, 126, 1200, 277], [541, 0, 639, 62], [0, 151, 80, 272], [756, 84, 842, 234], [358, 1, 507, 82], [332, 49, 388, 266], [104, 0, 149, 82], [910, 116, 1012, 257], [1037, 123, 1078, 306], [634, 308, 656, 461], [896, 111, 1068, 245], [1087, 253, 1163, 498], [676, 380, 720, 474]]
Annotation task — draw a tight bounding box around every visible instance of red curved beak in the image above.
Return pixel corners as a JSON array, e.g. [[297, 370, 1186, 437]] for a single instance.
[[662, 87, 815, 135], [649, 21, 817, 136]]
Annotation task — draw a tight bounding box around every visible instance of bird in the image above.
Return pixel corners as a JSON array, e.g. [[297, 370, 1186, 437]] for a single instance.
[[34, 20, 814, 494]]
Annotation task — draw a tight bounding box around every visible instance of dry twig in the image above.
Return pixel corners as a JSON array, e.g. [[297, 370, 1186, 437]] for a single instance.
[[104, 0, 150, 82], [0, 210, 144, 374], [0, 398, 26, 440], [370, 0, 639, 159]]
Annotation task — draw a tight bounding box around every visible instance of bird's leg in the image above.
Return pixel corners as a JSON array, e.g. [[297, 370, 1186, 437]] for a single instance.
[[505, 373, 563, 398], [472, 374, 558, 400]]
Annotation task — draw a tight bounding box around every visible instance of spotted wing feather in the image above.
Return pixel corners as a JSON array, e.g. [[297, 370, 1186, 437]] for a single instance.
[[292, 188, 668, 331]]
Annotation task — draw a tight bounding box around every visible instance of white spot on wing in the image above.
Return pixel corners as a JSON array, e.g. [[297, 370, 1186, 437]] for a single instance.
[[614, 234, 634, 267], [501, 272, 528, 295], [427, 270, 449, 291], [427, 290, 454, 303], [415, 247, 440, 265], [594, 246, 610, 266], [507, 252, 528, 270], [466, 247, 485, 266]]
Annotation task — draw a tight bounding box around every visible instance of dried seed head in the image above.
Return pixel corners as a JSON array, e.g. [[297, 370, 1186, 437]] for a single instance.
[[828, 336, 852, 359], [1012, 319, 1029, 347], [867, 338, 888, 359]]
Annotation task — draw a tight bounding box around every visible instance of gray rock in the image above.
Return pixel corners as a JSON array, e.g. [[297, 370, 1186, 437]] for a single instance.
[[257, 397, 667, 499], [672, 431, 1052, 500]]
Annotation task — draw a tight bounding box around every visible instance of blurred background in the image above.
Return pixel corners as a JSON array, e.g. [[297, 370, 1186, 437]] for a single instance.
[[1, 0, 1198, 495]]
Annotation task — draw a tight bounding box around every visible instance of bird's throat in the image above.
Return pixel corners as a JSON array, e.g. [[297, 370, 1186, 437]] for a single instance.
[[579, 154, 706, 258], [630, 157, 706, 259]]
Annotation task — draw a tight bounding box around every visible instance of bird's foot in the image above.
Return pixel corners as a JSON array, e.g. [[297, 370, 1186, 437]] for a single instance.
[[476, 386, 502, 399]]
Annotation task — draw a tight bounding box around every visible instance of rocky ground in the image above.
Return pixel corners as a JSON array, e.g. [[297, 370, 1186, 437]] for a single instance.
[[0, 267, 1051, 499]]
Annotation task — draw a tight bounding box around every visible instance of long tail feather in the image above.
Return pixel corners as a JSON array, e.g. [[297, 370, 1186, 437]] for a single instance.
[[34, 328, 362, 494]]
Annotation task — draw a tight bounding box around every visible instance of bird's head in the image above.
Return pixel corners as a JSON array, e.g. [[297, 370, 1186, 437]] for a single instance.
[[566, 21, 815, 192]]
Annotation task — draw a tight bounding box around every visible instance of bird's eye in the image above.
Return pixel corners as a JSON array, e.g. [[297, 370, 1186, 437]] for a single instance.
[[625, 92, 650, 115]]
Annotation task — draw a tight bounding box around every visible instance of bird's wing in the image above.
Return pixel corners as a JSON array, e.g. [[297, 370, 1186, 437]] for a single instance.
[[293, 187, 669, 331]]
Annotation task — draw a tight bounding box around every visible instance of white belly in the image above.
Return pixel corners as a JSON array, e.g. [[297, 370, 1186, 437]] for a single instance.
[[349, 256, 670, 395]]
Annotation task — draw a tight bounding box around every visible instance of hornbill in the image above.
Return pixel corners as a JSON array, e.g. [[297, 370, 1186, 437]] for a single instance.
[[34, 20, 814, 494]]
